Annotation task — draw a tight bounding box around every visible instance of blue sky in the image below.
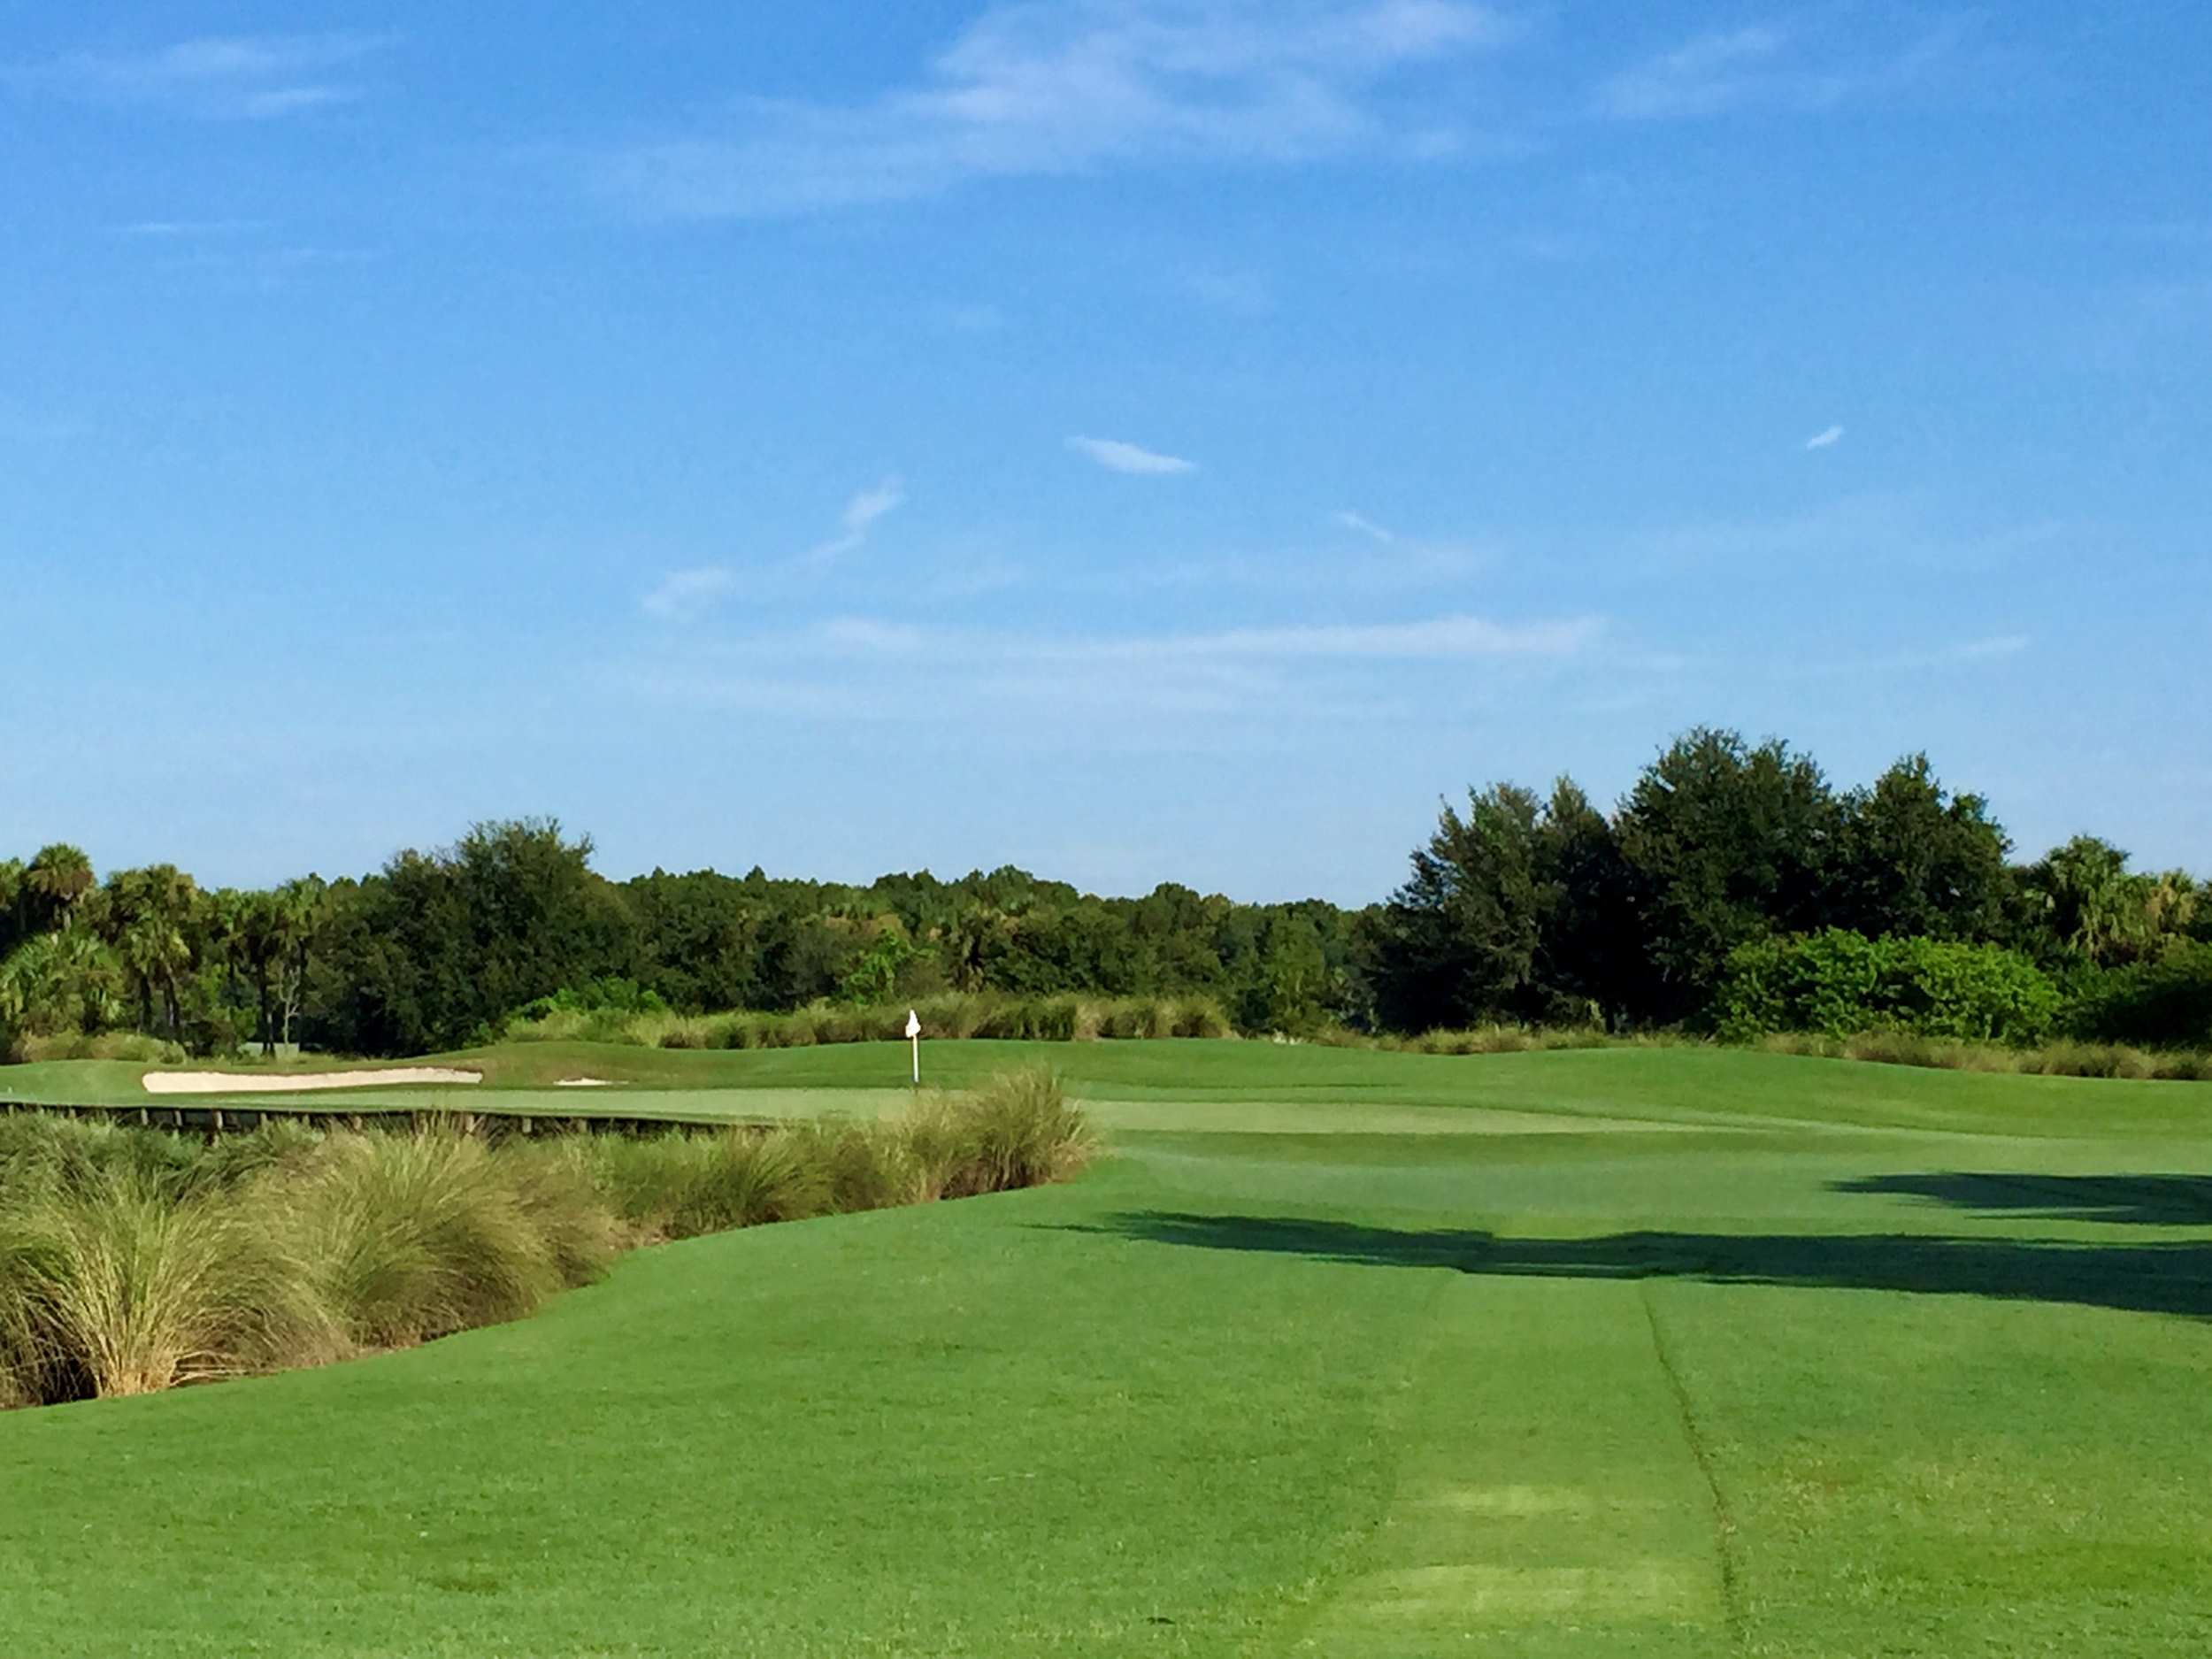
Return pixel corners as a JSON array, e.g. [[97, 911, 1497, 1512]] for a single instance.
[[3, 2, 2207, 902]]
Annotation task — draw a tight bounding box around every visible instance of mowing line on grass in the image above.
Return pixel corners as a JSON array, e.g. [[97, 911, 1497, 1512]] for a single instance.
[[1640, 1283, 1747, 1654]]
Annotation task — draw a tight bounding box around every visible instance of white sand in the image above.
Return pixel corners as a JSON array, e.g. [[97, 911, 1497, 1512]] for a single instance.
[[142, 1067, 483, 1095], [556, 1078, 614, 1088]]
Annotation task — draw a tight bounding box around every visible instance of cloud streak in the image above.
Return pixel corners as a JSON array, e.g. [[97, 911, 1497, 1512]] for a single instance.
[[641, 568, 739, 621], [1068, 435, 1198, 476], [617, 608, 1605, 732], [803, 477, 908, 567], [643, 478, 907, 618], [1803, 424, 1845, 451], [1593, 17, 1975, 122], [1333, 510, 1399, 544], [581, 1, 1517, 218], [5, 32, 392, 119]]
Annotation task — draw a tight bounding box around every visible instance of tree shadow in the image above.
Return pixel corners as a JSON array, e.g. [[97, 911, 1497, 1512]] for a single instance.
[[1832, 1172, 2212, 1226], [1072, 1211, 2212, 1319]]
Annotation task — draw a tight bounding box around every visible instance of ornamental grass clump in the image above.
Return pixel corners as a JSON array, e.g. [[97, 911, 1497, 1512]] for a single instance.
[[936, 1066, 1095, 1197], [0, 1068, 1097, 1411], [256, 1131, 579, 1351], [0, 1172, 276, 1399]]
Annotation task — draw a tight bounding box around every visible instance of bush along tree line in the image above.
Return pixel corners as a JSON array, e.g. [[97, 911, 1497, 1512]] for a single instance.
[[1364, 728, 2209, 1052], [3, 726, 2206, 1063]]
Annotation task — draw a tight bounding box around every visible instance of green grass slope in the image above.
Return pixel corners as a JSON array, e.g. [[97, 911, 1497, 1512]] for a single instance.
[[3, 1051, 2210, 1655]]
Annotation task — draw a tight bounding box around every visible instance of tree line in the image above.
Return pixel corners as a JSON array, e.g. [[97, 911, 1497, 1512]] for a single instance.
[[3, 726, 2206, 1061], [0, 824, 1355, 1057], [1364, 729, 2207, 1044]]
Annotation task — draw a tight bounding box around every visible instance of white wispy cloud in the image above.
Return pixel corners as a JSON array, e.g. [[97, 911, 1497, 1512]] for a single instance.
[[1333, 510, 1399, 544], [643, 478, 908, 618], [615, 607, 1604, 733], [1068, 435, 1197, 476], [240, 85, 359, 119], [111, 219, 272, 238], [1616, 494, 2080, 578], [6, 32, 393, 119], [1947, 634, 2031, 662], [1593, 17, 1973, 122], [1796, 633, 2032, 679], [1803, 424, 1845, 451], [803, 476, 908, 568], [581, 1, 1518, 218], [641, 568, 739, 621], [666, 610, 1599, 665], [1062, 613, 1600, 661]]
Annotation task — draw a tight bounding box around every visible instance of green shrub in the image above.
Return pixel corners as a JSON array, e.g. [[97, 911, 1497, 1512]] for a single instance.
[[1715, 930, 2062, 1045], [2063, 943, 2212, 1048]]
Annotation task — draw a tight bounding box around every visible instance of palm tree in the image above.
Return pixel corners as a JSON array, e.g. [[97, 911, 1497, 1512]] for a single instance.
[[0, 857, 24, 949], [2027, 837, 2155, 965], [25, 843, 96, 933], [2145, 870, 2201, 941], [97, 864, 203, 1036]]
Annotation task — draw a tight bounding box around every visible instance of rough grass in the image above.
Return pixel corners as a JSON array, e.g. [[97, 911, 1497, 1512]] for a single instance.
[[508, 992, 1235, 1050], [0, 1070, 1093, 1408], [1760, 1029, 2212, 1081], [0, 1173, 266, 1398], [257, 1133, 579, 1352], [5, 1030, 188, 1065]]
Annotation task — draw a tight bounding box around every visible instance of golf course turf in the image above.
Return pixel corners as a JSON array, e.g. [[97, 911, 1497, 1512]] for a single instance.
[[2, 1042, 2208, 1655]]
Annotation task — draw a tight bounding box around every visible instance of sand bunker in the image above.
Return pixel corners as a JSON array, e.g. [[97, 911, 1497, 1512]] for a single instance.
[[142, 1067, 483, 1095], [556, 1078, 614, 1088]]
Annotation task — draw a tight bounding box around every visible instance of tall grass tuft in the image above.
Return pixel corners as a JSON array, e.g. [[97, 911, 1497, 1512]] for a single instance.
[[509, 990, 1239, 1050], [595, 1130, 835, 1242], [256, 1132, 573, 1351], [1, 1174, 269, 1398], [936, 1066, 1096, 1196]]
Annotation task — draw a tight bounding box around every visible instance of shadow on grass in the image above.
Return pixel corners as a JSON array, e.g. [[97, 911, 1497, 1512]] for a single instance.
[[1832, 1172, 2212, 1226], [1075, 1211, 2212, 1318]]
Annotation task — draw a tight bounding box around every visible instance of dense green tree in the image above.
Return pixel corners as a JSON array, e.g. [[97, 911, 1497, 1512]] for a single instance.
[[1615, 729, 1839, 1023], [1368, 783, 1555, 1033], [1532, 779, 1639, 1025], [0, 859, 25, 955], [1241, 912, 1330, 1035], [304, 820, 634, 1053], [1829, 756, 2012, 942]]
